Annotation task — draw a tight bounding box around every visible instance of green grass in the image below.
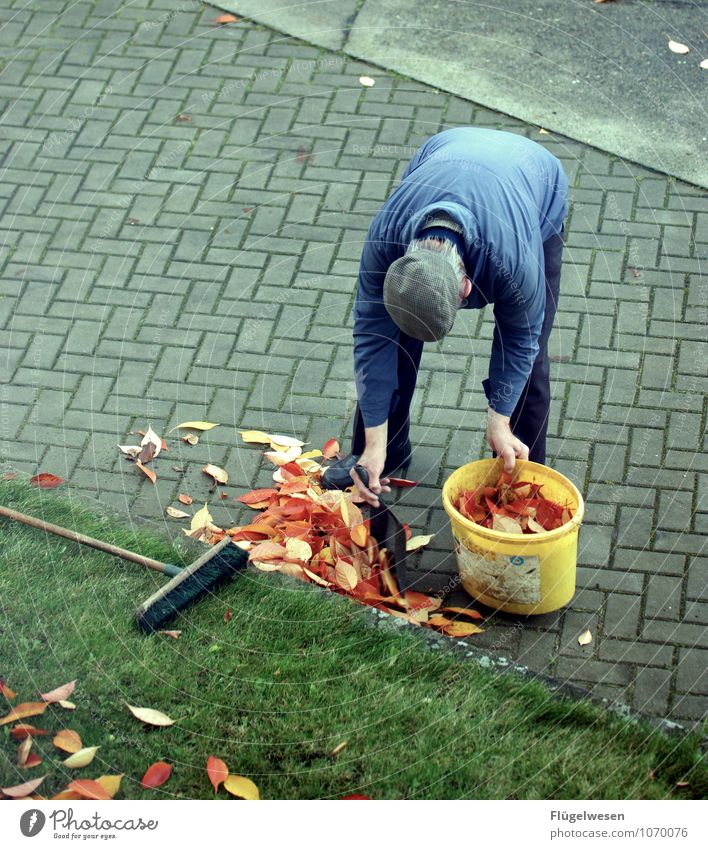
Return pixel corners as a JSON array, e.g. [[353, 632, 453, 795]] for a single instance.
[[0, 479, 705, 800]]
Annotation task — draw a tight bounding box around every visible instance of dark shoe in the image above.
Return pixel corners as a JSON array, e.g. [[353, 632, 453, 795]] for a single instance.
[[321, 441, 412, 491]]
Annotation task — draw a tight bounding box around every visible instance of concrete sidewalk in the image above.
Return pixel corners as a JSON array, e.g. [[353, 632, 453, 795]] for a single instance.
[[0, 1, 706, 732], [214, 0, 708, 188]]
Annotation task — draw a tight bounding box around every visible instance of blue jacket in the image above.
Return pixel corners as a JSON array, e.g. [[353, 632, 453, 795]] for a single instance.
[[353, 127, 568, 427]]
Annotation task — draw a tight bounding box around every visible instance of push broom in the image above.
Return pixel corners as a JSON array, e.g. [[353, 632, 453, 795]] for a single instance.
[[0, 504, 249, 633]]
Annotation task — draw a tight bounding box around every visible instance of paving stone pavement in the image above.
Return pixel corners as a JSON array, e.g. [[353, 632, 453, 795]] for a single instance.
[[0, 1, 706, 732]]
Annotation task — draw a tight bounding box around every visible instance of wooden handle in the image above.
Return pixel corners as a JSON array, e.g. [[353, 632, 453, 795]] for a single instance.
[[0, 504, 170, 574]]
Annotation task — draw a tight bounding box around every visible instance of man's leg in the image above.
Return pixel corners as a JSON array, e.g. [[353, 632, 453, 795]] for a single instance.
[[351, 331, 424, 461], [508, 229, 564, 463]]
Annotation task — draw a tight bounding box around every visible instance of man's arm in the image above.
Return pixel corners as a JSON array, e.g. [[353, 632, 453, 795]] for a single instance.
[[484, 239, 546, 470], [352, 238, 400, 428], [351, 238, 400, 505]]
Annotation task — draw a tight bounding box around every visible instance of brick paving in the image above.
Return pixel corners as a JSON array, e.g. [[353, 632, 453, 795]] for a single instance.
[[0, 1, 706, 731]]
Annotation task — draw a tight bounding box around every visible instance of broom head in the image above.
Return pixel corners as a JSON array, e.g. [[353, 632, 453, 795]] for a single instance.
[[134, 537, 249, 633]]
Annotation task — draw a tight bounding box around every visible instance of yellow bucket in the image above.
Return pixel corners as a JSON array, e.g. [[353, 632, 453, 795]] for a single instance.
[[442, 458, 585, 615]]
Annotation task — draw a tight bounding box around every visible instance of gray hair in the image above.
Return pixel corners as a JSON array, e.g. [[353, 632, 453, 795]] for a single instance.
[[406, 235, 467, 287]]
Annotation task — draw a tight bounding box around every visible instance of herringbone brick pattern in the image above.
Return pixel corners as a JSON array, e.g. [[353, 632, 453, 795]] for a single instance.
[[0, 1, 705, 730]]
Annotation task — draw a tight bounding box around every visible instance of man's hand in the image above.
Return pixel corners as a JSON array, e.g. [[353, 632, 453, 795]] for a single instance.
[[350, 421, 391, 508], [486, 407, 529, 473]]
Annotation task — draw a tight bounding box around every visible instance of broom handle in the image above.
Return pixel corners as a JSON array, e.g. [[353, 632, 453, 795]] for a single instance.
[[0, 504, 170, 574]]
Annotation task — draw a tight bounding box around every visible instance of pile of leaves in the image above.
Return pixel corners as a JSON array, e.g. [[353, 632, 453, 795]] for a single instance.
[[172, 429, 484, 638], [455, 470, 573, 534], [0, 678, 259, 800]]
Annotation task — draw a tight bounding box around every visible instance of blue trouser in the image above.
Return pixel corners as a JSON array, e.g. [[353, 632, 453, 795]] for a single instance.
[[351, 228, 565, 466]]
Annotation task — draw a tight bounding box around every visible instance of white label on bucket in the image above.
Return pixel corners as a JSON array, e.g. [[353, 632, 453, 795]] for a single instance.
[[454, 538, 542, 606]]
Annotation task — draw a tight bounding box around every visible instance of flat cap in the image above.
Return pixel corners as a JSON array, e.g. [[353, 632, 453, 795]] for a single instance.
[[383, 250, 459, 342]]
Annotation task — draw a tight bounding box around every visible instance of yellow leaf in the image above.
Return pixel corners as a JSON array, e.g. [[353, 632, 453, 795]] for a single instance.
[[264, 446, 301, 465], [350, 524, 368, 548], [253, 561, 283, 572], [335, 560, 358, 592], [406, 534, 435, 552], [53, 729, 83, 754], [17, 736, 32, 766], [63, 746, 99, 768], [268, 434, 305, 448], [578, 629, 593, 646], [40, 679, 77, 703], [166, 506, 190, 519], [285, 538, 313, 562], [442, 621, 484, 637], [168, 421, 220, 433], [330, 740, 348, 756], [359, 75, 375, 86], [700, 58, 708, 70], [124, 703, 176, 726], [202, 463, 228, 484], [191, 504, 213, 532], [299, 450, 323, 459], [96, 774, 123, 798], [58, 700, 76, 710], [668, 39, 689, 54], [296, 458, 322, 473], [239, 430, 271, 444], [303, 568, 332, 587], [223, 774, 260, 800]]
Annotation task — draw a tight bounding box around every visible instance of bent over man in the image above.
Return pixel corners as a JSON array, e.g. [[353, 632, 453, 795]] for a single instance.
[[325, 127, 568, 507]]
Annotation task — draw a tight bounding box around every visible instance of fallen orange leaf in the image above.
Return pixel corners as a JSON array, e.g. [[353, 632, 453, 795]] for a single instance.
[[350, 523, 368, 548], [29, 473, 64, 488], [140, 761, 172, 789], [322, 438, 340, 459], [52, 789, 83, 800], [135, 459, 156, 484], [207, 756, 229, 792], [53, 728, 82, 753], [68, 779, 112, 801], [387, 477, 417, 487], [0, 701, 46, 726], [235, 489, 278, 504], [0, 678, 16, 699]]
